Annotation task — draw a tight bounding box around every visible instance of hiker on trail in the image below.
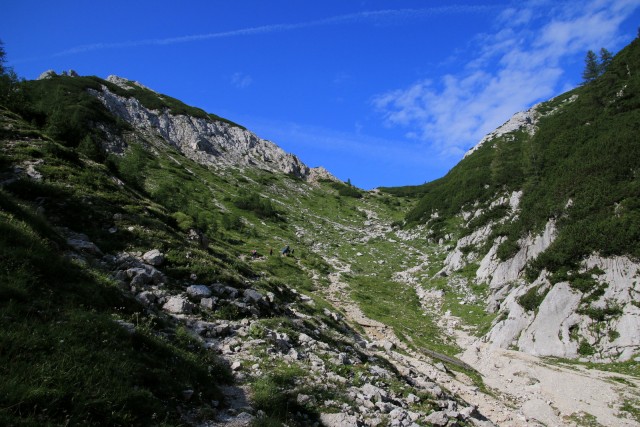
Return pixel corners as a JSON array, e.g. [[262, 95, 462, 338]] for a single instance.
[[281, 245, 290, 256], [251, 249, 258, 259]]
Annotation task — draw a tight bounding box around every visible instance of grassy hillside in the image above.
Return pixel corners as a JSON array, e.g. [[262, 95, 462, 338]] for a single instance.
[[0, 109, 234, 426], [386, 38, 640, 277], [0, 79, 462, 425], [4, 38, 639, 425]]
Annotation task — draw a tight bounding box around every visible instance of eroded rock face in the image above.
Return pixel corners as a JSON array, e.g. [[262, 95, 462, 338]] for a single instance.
[[464, 106, 540, 158], [483, 254, 640, 361], [436, 181, 639, 360], [581, 255, 640, 360], [477, 220, 557, 290], [89, 79, 314, 178], [517, 283, 582, 357]]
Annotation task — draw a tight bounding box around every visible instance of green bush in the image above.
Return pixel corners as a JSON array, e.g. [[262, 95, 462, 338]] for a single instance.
[[577, 304, 623, 321], [330, 181, 363, 198], [578, 340, 596, 356], [496, 239, 520, 261], [390, 39, 640, 279], [234, 192, 282, 220], [114, 143, 155, 189], [517, 286, 549, 312]]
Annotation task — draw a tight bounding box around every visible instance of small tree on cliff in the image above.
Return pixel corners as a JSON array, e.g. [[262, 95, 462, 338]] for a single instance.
[[582, 50, 600, 83], [582, 47, 615, 84]]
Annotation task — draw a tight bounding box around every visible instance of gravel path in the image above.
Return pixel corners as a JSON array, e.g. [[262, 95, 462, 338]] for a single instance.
[[314, 201, 640, 427]]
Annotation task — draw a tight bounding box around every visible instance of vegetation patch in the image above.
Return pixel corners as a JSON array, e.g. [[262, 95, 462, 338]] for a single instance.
[[577, 304, 623, 321], [619, 398, 640, 423], [517, 285, 550, 312], [348, 276, 458, 356]]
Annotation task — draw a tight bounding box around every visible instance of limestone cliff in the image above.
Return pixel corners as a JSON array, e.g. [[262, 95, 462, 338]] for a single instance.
[[88, 75, 329, 180], [436, 99, 640, 361]]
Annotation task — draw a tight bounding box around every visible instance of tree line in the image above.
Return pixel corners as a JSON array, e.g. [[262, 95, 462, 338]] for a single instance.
[[582, 48, 613, 83]]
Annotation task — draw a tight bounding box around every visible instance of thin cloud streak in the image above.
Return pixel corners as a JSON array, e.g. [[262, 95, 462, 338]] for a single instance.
[[373, 0, 640, 158], [52, 5, 496, 57]]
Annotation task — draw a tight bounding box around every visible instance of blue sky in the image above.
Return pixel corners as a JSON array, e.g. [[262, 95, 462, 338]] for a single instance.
[[4, 1, 640, 189]]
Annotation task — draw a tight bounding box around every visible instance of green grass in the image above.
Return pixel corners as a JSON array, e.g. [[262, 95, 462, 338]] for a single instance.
[[251, 362, 310, 423], [619, 398, 640, 423], [544, 357, 640, 379], [564, 411, 605, 427], [348, 275, 459, 356], [0, 190, 231, 426]]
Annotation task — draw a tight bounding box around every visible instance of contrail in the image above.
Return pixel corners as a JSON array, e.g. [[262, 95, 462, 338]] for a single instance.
[[52, 5, 496, 57]]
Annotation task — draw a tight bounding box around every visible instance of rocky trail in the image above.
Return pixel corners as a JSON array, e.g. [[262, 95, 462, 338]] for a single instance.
[[310, 201, 640, 427], [83, 191, 639, 427], [397, 242, 640, 426]]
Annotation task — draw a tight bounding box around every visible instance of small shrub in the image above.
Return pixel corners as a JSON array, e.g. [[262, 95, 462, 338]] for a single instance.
[[608, 330, 620, 342], [172, 211, 194, 231], [330, 182, 363, 198], [578, 340, 596, 356], [577, 304, 623, 321], [517, 286, 549, 312], [234, 192, 281, 220], [252, 363, 306, 421], [496, 239, 520, 261]]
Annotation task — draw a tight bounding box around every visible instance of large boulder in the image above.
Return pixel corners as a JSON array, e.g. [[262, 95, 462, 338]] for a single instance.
[[142, 249, 165, 266], [186, 284, 212, 299], [319, 413, 359, 427], [163, 296, 194, 314], [243, 289, 264, 304]]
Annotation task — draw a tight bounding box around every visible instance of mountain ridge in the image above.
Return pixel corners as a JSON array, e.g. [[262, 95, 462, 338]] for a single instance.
[[384, 36, 640, 362], [35, 71, 339, 183]]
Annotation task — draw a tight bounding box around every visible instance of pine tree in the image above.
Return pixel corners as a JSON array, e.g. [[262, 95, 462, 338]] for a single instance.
[[0, 40, 22, 107], [582, 50, 600, 83], [599, 48, 613, 73], [0, 40, 6, 74]]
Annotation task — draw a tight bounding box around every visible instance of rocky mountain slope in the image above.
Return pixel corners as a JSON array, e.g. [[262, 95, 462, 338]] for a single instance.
[[0, 82, 495, 425], [383, 37, 640, 363], [34, 71, 333, 180], [1, 38, 639, 427]]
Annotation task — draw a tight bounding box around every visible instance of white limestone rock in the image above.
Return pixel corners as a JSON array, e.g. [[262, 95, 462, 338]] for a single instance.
[[319, 413, 359, 427], [38, 70, 57, 80], [517, 283, 582, 357], [186, 284, 212, 299], [89, 79, 325, 179], [464, 104, 540, 158], [142, 249, 164, 266], [162, 296, 194, 314], [477, 220, 557, 289]]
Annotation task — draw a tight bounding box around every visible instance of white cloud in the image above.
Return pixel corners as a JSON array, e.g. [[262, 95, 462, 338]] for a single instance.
[[52, 6, 497, 57], [231, 72, 253, 89], [373, 0, 639, 158]]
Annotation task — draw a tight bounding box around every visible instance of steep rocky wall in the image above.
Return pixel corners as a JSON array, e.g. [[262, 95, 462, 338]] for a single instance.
[[89, 78, 311, 178], [438, 189, 639, 361], [486, 255, 640, 361]]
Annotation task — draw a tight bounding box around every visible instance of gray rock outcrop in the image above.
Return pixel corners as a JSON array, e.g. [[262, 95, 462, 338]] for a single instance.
[[142, 249, 164, 266], [88, 77, 326, 179]]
